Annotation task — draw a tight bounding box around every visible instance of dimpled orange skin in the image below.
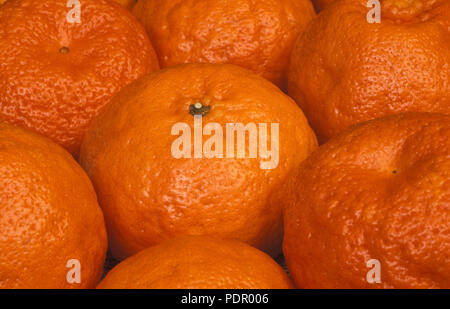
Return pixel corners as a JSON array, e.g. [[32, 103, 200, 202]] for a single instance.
[[0, 122, 107, 289], [0, 0, 159, 156], [283, 113, 450, 289], [132, 0, 316, 90], [288, 0, 450, 143], [110, 0, 136, 10], [97, 236, 294, 289], [80, 63, 318, 260], [311, 0, 335, 11]]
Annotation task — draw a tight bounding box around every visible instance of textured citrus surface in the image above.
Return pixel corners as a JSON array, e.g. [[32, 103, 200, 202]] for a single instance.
[[132, 0, 315, 89], [288, 0, 450, 142], [311, 0, 334, 11], [110, 0, 136, 10], [98, 236, 293, 289], [0, 0, 159, 156], [283, 113, 450, 289], [80, 63, 318, 260], [0, 122, 107, 289]]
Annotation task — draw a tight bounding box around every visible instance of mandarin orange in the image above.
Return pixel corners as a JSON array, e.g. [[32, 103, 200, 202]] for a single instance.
[[80, 63, 317, 260], [283, 113, 450, 288], [132, 0, 316, 89], [0, 122, 107, 288], [288, 0, 450, 142], [0, 0, 159, 156], [98, 236, 293, 289]]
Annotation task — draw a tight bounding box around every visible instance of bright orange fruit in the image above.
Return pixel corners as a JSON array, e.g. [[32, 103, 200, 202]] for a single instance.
[[80, 63, 318, 260], [0, 0, 159, 156], [0, 122, 107, 288], [132, 0, 316, 89], [311, 0, 335, 11], [97, 236, 294, 289], [288, 0, 450, 142], [110, 0, 136, 10], [283, 113, 450, 288]]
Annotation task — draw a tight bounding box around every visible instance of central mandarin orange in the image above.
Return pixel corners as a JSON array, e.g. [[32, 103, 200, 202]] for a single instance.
[[80, 63, 318, 260]]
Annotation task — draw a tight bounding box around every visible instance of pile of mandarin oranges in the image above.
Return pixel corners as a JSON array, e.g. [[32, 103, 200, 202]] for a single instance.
[[0, 0, 448, 289]]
